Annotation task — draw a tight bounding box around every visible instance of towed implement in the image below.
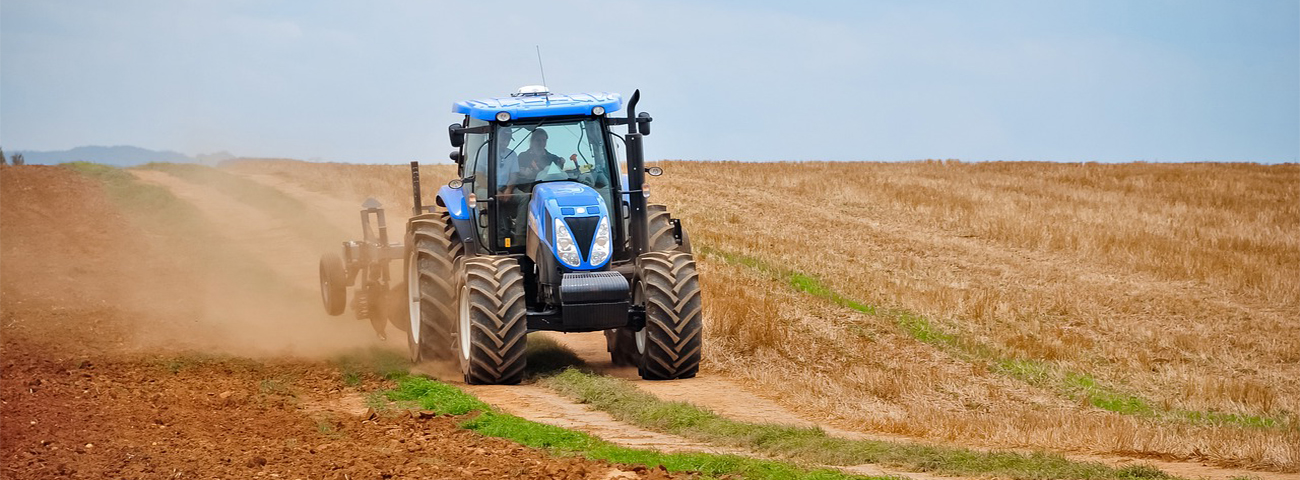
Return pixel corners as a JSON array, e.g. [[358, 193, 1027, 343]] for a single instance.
[[321, 87, 700, 384]]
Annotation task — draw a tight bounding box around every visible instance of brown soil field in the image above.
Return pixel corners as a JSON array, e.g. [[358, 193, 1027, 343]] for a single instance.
[[0, 165, 686, 480], [3, 159, 1297, 480]]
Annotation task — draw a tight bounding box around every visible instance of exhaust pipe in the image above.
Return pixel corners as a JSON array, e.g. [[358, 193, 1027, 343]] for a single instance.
[[624, 90, 649, 257]]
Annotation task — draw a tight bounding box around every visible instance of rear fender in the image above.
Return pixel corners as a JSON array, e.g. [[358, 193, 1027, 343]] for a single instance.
[[427, 186, 479, 255], [436, 185, 470, 220]]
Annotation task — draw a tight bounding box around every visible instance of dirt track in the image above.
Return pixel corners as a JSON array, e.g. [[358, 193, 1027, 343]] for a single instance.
[[3, 164, 1290, 480]]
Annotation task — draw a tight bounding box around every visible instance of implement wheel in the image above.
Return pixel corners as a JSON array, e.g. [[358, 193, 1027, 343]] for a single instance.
[[319, 253, 347, 316], [636, 251, 702, 380], [454, 256, 527, 385], [405, 212, 461, 362]]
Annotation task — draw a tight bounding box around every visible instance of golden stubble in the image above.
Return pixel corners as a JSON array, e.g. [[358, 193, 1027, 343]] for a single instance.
[[656, 160, 1298, 471]]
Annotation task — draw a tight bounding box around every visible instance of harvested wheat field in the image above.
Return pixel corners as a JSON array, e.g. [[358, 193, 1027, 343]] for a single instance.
[[3, 159, 1297, 480], [656, 161, 1300, 469]]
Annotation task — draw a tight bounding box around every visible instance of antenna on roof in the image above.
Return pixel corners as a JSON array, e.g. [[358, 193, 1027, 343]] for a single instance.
[[535, 45, 549, 90]]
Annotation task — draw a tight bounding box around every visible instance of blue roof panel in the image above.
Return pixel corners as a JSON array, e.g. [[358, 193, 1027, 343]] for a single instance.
[[453, 92, 623, 121]]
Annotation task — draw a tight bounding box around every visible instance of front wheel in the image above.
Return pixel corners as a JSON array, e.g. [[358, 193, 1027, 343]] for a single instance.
[[636, 251, 703, 380], [454, 256, 527, 385]]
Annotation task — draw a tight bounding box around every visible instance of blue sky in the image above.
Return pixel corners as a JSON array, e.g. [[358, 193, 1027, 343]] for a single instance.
[[1, 0, 1296, 163]]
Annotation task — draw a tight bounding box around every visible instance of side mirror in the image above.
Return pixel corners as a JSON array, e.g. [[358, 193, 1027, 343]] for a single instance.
[[645, 166, 663, 176], [449, 150, 462, 163], [637, 112, 652, 136], [448, 123, 465, 148]]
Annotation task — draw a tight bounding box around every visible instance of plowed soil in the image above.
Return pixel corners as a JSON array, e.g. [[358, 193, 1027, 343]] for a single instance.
[[0, 165, 686, 480]]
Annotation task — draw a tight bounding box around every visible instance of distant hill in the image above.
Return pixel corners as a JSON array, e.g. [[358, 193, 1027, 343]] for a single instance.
[[11, 146, 237, 167]]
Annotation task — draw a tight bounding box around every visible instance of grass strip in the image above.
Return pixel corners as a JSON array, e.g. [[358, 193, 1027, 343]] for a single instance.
[[63, 162, 305, 299], [384, 376, 891, 480], [333, 347, 412, 386], [698, 245, 1283, 428], [136, 162, 348, 245], [544, 368, 1181, 480]]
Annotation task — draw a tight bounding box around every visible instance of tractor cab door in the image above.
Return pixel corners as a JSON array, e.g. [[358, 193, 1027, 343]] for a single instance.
[[461, 118, 492, 249]]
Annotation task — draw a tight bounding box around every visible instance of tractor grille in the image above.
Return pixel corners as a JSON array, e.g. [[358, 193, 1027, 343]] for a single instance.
[[564, 216, 600, 261]]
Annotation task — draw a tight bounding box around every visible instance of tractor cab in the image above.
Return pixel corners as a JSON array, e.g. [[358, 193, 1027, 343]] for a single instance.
[[450, 87, 624, 258], [439, 86, 657, 266]]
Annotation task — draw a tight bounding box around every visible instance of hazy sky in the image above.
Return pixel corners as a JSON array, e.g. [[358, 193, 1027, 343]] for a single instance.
[[2, 0, 1297, 163]]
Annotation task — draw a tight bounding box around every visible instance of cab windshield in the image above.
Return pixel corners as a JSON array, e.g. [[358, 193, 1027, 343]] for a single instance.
[[493, 118, 615, 249]]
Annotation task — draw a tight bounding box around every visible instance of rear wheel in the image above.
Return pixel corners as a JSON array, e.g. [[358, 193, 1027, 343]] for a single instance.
[[455, 256, 527, 385], [636, 251, 702, 380], [319, 253, 347, 316], [648, 204, 692, 254], [406, 212, 462, 363], [608, 205, 691, 365], [607, 323, 643, 367]]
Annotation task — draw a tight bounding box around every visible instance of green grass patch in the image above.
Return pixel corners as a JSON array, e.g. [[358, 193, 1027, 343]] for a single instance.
[[65, 162, 210, 233], [1062, 372, 1155, 417], [995, 358, 1054, 384], [385, 376, 886, 480], [63, 162, 306, 299], [333, 347, 411, 385], [697, 245, 1285, 428], [545, 368, 1177, 480], [136, 162, 347, 245]]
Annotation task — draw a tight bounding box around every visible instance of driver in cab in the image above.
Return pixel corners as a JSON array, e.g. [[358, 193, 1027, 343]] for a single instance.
[[499, 128, 578, 240], [502, 128, 576, 195]]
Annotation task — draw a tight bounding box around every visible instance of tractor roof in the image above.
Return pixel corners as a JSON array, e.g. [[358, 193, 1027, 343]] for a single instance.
[[453, 89, 622, 122]]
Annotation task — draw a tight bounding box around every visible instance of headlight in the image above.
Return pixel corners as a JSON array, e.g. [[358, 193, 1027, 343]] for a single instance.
[[588, 216, 611, 266], [496, 111, 511, 122], [553, 218, 582, 267], [592, 106, 605, 116]]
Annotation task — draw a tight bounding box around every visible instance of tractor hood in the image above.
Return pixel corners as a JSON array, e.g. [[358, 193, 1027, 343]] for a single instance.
[[529, 182, 612, 270]]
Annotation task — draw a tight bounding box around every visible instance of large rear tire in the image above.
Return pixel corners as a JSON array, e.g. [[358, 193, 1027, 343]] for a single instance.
[[406, 212, 461, 363], [636, 251, 702, 380], [455, 256, 527, 385], [320, 253, 347, 316], [648, 204, 692, 254], [608, 205, 692, 366]]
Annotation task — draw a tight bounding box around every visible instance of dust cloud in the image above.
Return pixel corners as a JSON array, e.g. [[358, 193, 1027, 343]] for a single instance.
[[1, 164, 408, 360]]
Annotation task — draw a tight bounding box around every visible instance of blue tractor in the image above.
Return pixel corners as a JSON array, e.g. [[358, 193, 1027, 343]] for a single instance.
[[320, 87, 700, 384]]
